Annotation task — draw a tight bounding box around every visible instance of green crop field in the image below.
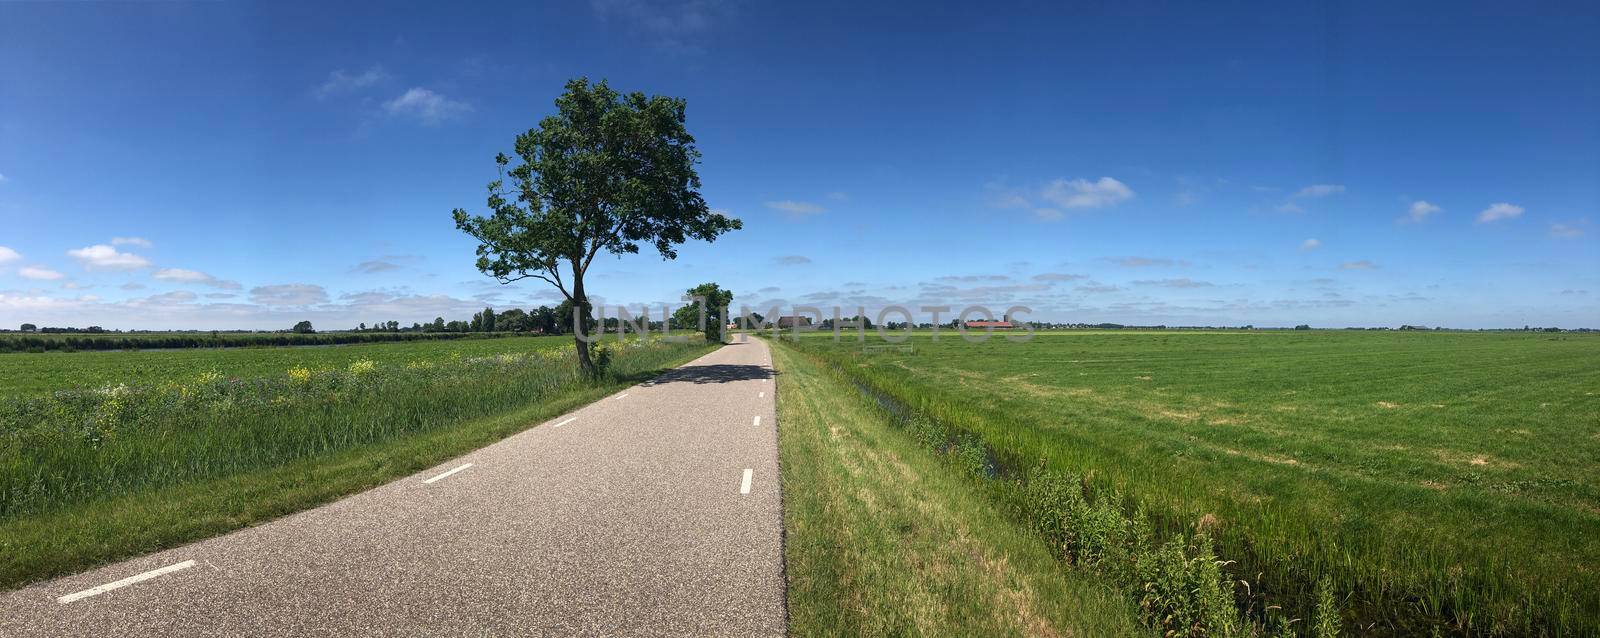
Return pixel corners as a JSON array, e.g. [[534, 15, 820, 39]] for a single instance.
[[0, 334, 569, 396], [776, 330, 1600, 636], [0, 334, 715, 588]]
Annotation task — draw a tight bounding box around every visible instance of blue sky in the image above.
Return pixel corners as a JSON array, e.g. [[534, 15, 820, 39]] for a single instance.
[[1, 1, 1596, 330]]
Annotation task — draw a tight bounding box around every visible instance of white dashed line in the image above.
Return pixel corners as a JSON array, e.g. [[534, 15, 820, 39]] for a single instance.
[[740, 469, 753, 494], [423, 463, 473, 484], [758, 391, 765, 398], [615, 393, 629, 400], [552, 417, 577, 428], [58, 560, 195, 604], [752, 415, 761, 427]]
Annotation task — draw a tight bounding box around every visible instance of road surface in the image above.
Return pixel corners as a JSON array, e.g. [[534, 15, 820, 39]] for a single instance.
[[0, 338, 785, 637]]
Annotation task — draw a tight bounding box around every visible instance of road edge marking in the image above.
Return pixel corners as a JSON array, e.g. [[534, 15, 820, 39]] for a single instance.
[[740, 468, 753, 494], [423, 463, 473, 484], [752, 415, 761, 427], [615, 393, 629, 400], [57, 560, 196, 604], [552, 417, 577, 428]]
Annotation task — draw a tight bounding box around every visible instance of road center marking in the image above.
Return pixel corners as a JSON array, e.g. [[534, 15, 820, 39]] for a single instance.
[[752, 415, 761, 427], [552, 417, 577, 428], [758, 391, 765, 398], [423, 463, 473, 484], [615, 393, 629, 400], [58, 560, 195, 604], [740, 469, 753, 494]]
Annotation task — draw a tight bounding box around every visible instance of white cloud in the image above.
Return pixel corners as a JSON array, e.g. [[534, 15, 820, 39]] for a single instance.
[[0, 246, 19, 264], [1294, 184, 1346, 198], [382, 87, 471, 124], [764, 200, 825, 217], [1275, 202, 1305, 214], [1109, 256, 1177, 268], [1301, 238, 1321, 251], [135, 290, 198, 305], [1040, 177, 1134, 209], [110, 236, 153, 248], [1031, 272, 1086, 282], [1476, 202, 1524, 224], [826, 191, 850, 201], [20, 266, 65, 280], [153, 268, 241, 289], [1551, 222, 1586, 238], [0, 173, 7, 182], [67, 244, 151, 270], [353, 260, 402, 274], [250, 283, 330, 306], [1403, 201, 1442, 223], [590, 0, 730, 53], [1132, 278, 1214, 288], [1340, 260, 1378, 270], [772, 255, 812, 266], [315, 66, 389, 98]]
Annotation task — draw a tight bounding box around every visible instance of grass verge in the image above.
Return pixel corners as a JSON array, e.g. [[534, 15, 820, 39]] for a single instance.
[[772, 339, 1145, 637], [781, 331, 1600, 636], [0, 338, 715, 589]]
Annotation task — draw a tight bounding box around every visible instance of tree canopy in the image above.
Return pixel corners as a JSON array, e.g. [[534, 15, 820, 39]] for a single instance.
[[453, 78, 740, 374], [671, 282, 734, 342]]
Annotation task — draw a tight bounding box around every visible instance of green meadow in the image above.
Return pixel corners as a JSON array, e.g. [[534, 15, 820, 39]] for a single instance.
[[0, 335, 714, 588], [0, 334, 571, 397], [778, 329, 1600, 636]]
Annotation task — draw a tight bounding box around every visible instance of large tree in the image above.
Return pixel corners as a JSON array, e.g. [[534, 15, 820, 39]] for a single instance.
[[670, 282, 733, 343], [454, 77, 739, 374], [454, 78, 740, 375]]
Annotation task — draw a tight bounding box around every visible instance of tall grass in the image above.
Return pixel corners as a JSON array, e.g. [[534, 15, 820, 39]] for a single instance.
[[0, 337, 705, 535], [780, 334, 1598, 636], [777, 339, 1334, 637], [0, 330, 509, 353]]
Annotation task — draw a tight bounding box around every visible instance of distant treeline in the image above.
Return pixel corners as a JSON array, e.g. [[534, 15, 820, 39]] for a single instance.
[[0, 331, 515, 354]]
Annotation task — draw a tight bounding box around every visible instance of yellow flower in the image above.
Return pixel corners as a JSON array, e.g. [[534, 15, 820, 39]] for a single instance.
[[348, 359, 377, 375], [288, 366, 312, 384], [196, 370, 223, 385]]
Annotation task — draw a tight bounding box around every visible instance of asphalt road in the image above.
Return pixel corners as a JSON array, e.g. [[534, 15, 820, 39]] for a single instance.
[[0, 338, 785, 637]]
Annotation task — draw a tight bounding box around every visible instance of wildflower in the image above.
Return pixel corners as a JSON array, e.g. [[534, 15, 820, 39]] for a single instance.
[[348, 359, 377, 375], [287, 366, 312, 385]]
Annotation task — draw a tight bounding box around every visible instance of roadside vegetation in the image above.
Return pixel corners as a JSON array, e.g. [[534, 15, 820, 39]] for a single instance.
[[0, 335, 713, 588], [770, 338, 1145, 637], [0, 330, 511, 354], [0, 334, 578, 396], [777, 330, 1600, 636]]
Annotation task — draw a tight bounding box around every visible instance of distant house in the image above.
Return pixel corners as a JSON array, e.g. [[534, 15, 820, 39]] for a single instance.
[[964, 320, 1013, 330], [776, 315, 813, 329]]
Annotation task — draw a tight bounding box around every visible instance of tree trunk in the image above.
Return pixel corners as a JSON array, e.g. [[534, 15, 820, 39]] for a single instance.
[[571, 273, 596, 377]]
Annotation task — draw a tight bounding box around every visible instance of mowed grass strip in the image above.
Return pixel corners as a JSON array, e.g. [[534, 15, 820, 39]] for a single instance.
[[0, 337, 714, 589], [787, 330, 1600, 635], [771, 340, 1143, 637]]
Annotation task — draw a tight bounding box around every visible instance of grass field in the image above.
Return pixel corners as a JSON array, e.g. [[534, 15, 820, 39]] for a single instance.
[[0, 335, 715, 588], [779, 330, 1600, 636], [771, 338, 1145, 637], [0, 334, 568, 396], [0, 330, 502, 354]]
